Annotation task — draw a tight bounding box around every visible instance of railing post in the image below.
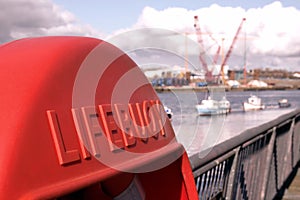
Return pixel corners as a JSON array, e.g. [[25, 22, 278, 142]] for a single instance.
[[260, 127, 276, 200], [289, 118, 296, 168], [293, 115, 300, 165], [224, 147, 240, 200], [282, 119, 295, 182]]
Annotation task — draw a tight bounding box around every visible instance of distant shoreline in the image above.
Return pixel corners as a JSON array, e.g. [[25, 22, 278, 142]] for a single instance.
[[154, 85, 300, 92]]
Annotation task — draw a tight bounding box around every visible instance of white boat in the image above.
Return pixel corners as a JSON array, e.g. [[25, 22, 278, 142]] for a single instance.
[[278, 99, 291, 108], [196, 96, 231, 116], [164, 106, 173, 119], [243, 95, 265, 111]]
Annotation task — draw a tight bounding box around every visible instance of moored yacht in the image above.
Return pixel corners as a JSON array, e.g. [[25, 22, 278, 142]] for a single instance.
[[196, 96, 231, 116], [243, 95, 265, 111], [278, 98, 291, 108]]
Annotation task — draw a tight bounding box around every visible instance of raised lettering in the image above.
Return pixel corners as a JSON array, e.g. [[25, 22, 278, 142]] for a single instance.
[[129, 103, 148, 142], [47, 100, 169, 166], [71, 108, 91, 159], [142, 100, 166, 138], [114, 104, 136, 147], [99, 104, 125, 152], [150, 100, 166, 137], [81, 107, 103, 157], [142, 100, 158, 138], [46, 110, 80, 166]]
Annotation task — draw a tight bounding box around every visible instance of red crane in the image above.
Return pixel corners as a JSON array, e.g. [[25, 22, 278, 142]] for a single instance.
[[193, 15, 213, 82], [212, 45, 221, 65], [220, 18, 246, 84], [207, 32, 221, 65]]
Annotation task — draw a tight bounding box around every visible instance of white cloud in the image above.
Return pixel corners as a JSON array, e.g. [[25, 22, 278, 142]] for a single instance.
[[124, 1, 300, 70], [135, 6, 193, 32], [246, 2, 300, 56], [0, 0, 103, 43], [1, 0, 299, 70]]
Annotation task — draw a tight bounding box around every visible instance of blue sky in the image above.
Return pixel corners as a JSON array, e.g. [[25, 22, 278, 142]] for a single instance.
[[52, 0, 300, 34]]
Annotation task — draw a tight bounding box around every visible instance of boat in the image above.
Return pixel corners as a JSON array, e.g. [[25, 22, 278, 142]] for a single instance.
[[196, 96, 231, 116], [243, 95, 265, 111], [164, 106, 173, 119], [278, 98, 291, 108]]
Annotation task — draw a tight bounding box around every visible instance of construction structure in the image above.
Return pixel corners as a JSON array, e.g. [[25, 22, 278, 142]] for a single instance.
[[219, 18, 246, 84], [193, 16, 246, 85], [193, 16, 214, 83]]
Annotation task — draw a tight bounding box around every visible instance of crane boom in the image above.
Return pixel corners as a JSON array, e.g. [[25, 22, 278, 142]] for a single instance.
[[207, 32, 221, 65], [213, 46, 221, 65], [193, 16, 214, 82], [220, 18, 246, 84]]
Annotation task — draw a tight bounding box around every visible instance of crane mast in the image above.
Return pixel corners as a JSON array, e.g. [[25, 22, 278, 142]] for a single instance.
[[194, 16, 213, 83], [213, 46, 221, 65], [220, 18, 246, 84], [207, 32, 221, 65]]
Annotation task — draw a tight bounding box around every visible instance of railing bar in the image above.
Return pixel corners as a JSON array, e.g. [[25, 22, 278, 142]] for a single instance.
[[277, 118, 292, 128], [262, 133, 272, 200], [291, 117, 297, 167], [250, 140, 257, 199], [251, 139, 261, 198], [220, 160, 228, 190], [241, 145, 250, 199], [211, 167, 217, 199], [196, 176, 200, 192], [215, 162, 223, 192], [242, 129, 273, 148], [260, 127, 277, 200], [247, 142, 255, 199], [253, 137, 263, 199], [222, 155, 234, 198], [202, 170, 210, 200], [213, 163, 222, 197], [238, 146, 249, 200], [252, 140, 259, 198], [207, 170, 213, 199], [208, 167, 216, 199], [199, 173, 205, 198], [193, 150, 236, 177], [225, 147, 241, 200], [210, 165, 218, 198]]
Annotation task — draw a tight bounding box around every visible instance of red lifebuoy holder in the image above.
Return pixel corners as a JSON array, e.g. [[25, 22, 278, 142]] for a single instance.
[[0, 36, 198, 199]]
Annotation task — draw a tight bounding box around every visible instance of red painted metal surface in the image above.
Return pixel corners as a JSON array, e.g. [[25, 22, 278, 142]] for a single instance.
[[0, 36, 197, 199]]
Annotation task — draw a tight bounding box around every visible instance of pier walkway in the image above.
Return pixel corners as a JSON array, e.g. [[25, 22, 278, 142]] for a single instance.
[[283, 167, 300, 199]]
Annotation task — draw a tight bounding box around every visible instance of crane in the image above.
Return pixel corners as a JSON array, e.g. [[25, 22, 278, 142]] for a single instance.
[[207, 32, 221, 66], [193, 15, 213, 83], [220, 18, 246, 84], [212, 45, 221, 66]]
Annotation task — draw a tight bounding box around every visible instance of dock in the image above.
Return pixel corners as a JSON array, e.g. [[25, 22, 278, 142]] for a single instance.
[[154, 85, 300, 92]]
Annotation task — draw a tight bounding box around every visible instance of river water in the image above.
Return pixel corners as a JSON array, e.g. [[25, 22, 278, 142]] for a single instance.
[[157, 89, 300, 157]]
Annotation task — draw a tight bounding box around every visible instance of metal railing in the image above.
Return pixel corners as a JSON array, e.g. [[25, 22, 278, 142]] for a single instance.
[[190, 109, 300, 200]]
